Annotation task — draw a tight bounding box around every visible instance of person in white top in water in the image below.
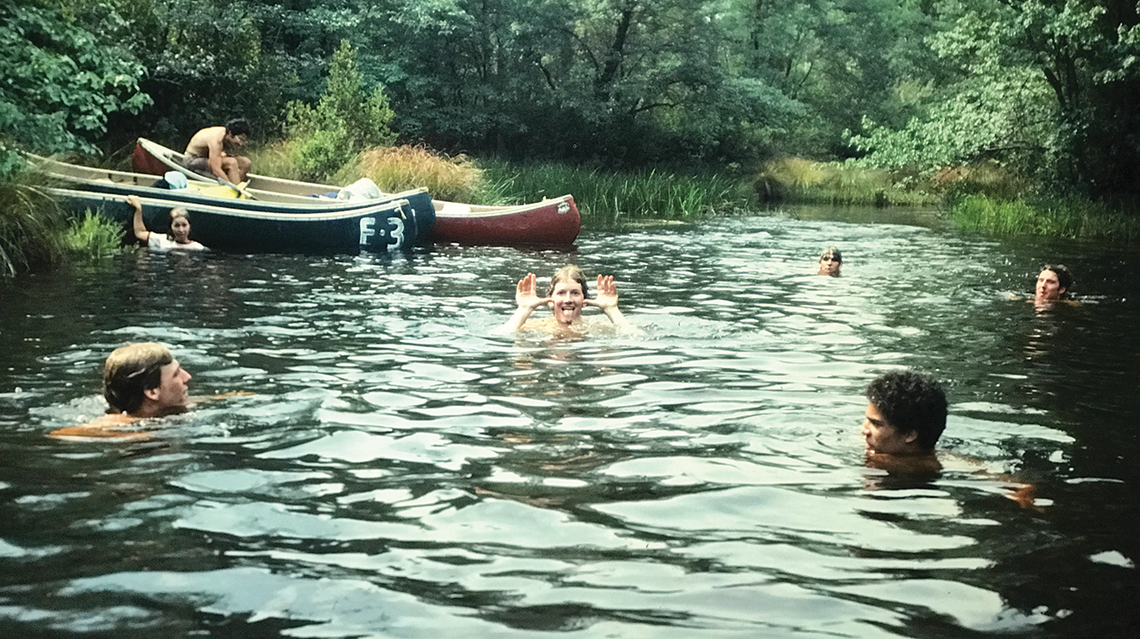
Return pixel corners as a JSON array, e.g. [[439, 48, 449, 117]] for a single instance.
[[498, 264, 636, 335], [126, 195, 207, 251]]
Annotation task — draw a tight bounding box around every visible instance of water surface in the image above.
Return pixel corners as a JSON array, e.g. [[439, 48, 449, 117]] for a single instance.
[[1, 207, 1137, 637]]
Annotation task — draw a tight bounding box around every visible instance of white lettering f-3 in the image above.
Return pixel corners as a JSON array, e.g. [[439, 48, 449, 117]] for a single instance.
[[359, 218, 376, 245]]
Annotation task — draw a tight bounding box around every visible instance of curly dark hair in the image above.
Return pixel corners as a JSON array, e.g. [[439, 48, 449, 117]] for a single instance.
[[225, 118, 252, 137], [865, 370, 948, 450]]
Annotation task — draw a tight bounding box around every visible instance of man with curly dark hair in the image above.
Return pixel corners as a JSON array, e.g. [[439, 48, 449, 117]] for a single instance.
[[184, 118, 253, 183], [861, 370, 947, 456]]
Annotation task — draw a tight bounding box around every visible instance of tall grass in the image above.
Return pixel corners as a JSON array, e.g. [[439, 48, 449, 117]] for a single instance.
[[242, 141, 309, 182], [245, 142, 496, 203], [0, 173, 65, 276], [61, 211, 129, 259], [755, 157, 937, 206], [334, 146, 490, 203], [950, 194, 1140, 242], [482, 161, 752, 228], [246, 143, 752, 226]]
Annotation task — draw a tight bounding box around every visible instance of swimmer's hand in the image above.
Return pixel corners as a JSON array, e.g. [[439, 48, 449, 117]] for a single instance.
[[496, 273, 552, 334], [1006, 484, 1042, 511], [515, 272, 552, 311], [587, 274, 637, 331], [586, 274, 619, 312]]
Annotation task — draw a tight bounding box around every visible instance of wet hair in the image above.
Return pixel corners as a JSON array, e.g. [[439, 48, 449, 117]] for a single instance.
[[546, 264, 589, 298], [1041, 264, 1072, 296], [103, 343, 173, 414], [865, 370, 947, 450], [225, 118, 252, 137], [819, 247, 842, 262]]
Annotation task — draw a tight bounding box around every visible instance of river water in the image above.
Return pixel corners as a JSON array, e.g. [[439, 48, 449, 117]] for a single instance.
[[1, 206, 1137, 637]]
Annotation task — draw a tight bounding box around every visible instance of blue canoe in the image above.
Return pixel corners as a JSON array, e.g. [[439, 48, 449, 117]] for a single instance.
[[50, 187, 422, 253], [30, 155, 435, 248]]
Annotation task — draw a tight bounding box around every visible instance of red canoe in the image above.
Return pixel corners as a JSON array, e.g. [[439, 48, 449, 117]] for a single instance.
[[133, 138, 580, 246]]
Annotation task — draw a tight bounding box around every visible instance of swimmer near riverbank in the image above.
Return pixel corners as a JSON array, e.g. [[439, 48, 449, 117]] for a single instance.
[[48, 343, 247, 440], [497, 265, 639, 336], [861, 369, 1038, 508]]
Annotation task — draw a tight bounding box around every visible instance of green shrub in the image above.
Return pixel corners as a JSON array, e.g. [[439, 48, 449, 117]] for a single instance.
[[61, 211, 128, 259], [282, 40, 397, 182]]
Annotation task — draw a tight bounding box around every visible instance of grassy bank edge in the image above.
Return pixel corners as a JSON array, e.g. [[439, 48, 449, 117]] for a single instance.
[[7, 149, 1137, 278], [948, 194, 1140, 243], [1, 173, 129, 276]]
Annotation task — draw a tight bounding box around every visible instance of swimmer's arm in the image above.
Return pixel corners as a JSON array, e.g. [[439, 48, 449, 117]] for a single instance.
[[48, 413, 149, 440], [128, 195, 150, 243], [206, 131, 228, 180], [190, 391, 255, 405], [48, 425, 150, 440], [943, 453, 1041, 510], [496, 273, 550, 334]]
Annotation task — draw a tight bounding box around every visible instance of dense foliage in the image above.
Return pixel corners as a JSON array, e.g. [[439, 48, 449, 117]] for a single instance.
[[0, 0, 149, 177], [3, 0, 1137, 196]]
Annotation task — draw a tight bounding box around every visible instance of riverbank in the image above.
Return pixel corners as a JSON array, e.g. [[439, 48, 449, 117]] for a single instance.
[[948, 193, 1140, 243], [0, 171, 127, 277], [6, 148, 1137, 278]]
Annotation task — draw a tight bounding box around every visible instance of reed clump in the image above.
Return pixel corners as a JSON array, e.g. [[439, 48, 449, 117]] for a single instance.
[[334, 146, 490, 203], [0, 173, 65, 276], [482, 161, 751, 228], [950, 194, 1140, 242], [61, 211, 129, 259], [245, 142, 498, 204]]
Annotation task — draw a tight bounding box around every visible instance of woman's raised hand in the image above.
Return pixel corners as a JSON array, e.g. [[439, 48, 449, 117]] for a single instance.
[[515, 272, 551, 310], [589, 274, 619, 311]]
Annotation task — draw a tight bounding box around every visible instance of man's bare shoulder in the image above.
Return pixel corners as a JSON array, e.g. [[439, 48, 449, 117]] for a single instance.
[[185, 126, 226, 155], [48, 413, 151, 440]]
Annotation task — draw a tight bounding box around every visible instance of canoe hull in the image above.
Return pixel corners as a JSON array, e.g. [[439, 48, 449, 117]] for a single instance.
[[51, 188, 420, 253], [134, 138, 581, 246], [430, 198, 579, 246]]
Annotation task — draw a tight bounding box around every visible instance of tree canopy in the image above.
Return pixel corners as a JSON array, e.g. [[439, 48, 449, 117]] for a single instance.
[[3, 0, 1137, 195]]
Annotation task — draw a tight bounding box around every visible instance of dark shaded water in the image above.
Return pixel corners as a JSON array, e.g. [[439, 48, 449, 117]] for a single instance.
[[1, 207, 1137, 637]]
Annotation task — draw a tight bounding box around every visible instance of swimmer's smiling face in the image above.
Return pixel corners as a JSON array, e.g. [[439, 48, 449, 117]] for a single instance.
[[550, 280, 586, 325]]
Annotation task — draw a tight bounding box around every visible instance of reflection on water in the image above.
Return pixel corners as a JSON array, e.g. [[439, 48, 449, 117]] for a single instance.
[[1, 210, 1138, 637]]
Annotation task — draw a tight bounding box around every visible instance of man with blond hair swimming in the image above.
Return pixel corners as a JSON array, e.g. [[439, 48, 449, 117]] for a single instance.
[[49, 343, 192, 439], [498, 265, 635, 335]]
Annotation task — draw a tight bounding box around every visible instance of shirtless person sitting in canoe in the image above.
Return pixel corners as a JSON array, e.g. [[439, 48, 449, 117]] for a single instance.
[[184, 118, 253, 184]]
